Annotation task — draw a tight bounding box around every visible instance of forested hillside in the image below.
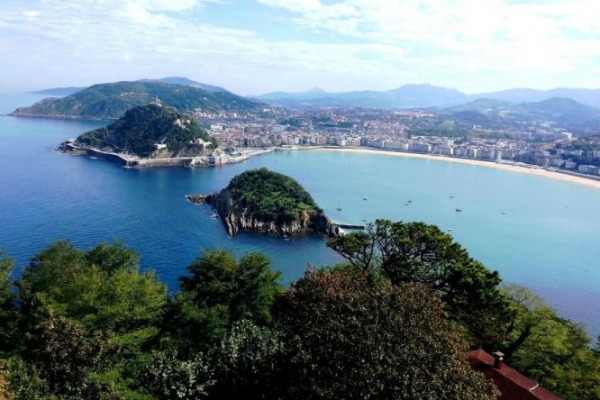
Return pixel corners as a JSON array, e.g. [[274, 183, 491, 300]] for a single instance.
[[0, 221, 598, 399], [12, 80, 263, 119], [75, 104, 217, 157]]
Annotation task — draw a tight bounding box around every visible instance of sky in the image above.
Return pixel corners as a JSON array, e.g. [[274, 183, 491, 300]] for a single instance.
[[1, 0, 599, 95]]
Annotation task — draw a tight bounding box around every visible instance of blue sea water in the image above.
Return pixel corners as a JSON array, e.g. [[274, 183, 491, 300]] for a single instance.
[[1, 94, 599, 336]]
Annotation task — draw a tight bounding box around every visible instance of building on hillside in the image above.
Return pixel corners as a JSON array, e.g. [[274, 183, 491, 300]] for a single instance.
[[467, 350, 562, 400]]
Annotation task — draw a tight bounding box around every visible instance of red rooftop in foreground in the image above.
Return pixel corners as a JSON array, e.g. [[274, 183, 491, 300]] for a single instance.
[[467, 350, 563, 400]]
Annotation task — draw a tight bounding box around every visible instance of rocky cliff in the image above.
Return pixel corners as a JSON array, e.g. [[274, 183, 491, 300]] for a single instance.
[[204, 190, 340, 237], [186, 168, 342, 238]]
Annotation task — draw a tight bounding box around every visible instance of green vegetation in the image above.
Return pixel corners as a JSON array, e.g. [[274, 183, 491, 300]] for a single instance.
[[75, 104, 217, 157], [12, 80, 262, 119], [0, 224, 599, 399], [225, 168, 322, 225]]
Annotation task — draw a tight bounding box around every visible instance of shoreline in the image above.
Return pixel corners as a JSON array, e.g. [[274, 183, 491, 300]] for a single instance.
[[308, 146, 600, 190]]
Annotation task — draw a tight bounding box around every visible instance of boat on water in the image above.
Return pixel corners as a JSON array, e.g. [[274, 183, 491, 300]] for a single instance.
[[455, 208, 462, 212], [211, 213, 220, 220], [362, 197, 368, 200], [337, 207, 342, 211]]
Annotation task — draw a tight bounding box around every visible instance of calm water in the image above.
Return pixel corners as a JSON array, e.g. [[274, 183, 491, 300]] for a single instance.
[[1, 94, 599, 336]]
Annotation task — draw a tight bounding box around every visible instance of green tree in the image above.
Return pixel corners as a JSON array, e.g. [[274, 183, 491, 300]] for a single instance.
[[144, 350, 214, 400], [167, 249, 282, 351], [274, 269, 498, 400], [17, 240, 166, 334], [0, 252, 17, 354], [14, 240, 167, 399], [327, 219, 511, 348], [208, 320, 283, 399], [14, 314, 119, 399], [502, 285, 600, 399]]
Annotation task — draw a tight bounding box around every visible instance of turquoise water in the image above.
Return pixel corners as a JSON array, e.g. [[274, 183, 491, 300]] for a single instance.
[[1, 94, 599, 336]]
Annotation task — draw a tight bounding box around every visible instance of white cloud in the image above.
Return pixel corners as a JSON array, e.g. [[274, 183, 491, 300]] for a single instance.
[[0, 0, 599, 93]]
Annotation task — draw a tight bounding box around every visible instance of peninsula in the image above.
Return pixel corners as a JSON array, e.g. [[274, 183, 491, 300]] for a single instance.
[[188, 168, 342, 238], [13, 80, 263, 119], [59, 103, 251, 168]]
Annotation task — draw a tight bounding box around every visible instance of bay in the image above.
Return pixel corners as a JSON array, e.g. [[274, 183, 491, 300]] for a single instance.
[[1, 94, 599, 336]]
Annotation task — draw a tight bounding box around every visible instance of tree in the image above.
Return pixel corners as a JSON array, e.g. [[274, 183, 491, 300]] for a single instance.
[[0, 359, 14, 400], [0, 252, 17, 354], [327, 219, 511, 348], [208, 320, 283, 399], [144, 350, 214, 400], [14, 240, 167, 399], [19, 315, 115, 399], [17, 240, 167, 335], [274, 269, 499, 400], [167, 249, 282, 351], [502, 285, 600, 399]]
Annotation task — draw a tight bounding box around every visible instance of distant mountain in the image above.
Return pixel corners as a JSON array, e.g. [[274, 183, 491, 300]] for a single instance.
[[74, 103, 217, 157], [445, 97, 600, 135], [470, 88, 600, 108], [255, 84, 469, 109], [29, 76, 230, 100], [253, 87, 327, 101], [446, 98, 513, 113], [139, 76, 230, 93], [13, 81, 264, 119], [385, 84, 468, 108], [256, 84, 600, 110], [29, 87, 85, 96]]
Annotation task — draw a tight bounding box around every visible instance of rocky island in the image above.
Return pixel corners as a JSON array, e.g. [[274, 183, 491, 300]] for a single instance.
[[59, 103, 249, 167], [188, 168, 342, 238]]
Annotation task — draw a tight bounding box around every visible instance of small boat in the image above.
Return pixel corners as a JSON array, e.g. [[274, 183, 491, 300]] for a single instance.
[[211, 213, 219, 220], [337, 207, 342, 211], [362, 197, 368, 200], [449, 195, 454, 199], [455, 208, 462, 212], [407, 200, 412, 203]]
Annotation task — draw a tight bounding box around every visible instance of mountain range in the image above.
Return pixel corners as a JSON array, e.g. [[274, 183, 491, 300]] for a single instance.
[[254, 84, 600, 109]]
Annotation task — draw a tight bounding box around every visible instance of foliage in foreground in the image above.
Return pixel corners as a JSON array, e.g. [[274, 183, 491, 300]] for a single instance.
[[0, 221, 598, 399]]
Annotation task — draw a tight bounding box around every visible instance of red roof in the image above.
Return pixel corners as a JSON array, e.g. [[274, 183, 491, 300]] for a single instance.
[[466, 350, 563, 400]]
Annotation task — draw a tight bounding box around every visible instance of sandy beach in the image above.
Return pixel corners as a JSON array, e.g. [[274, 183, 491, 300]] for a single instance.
[[310, 146, 600, 190]]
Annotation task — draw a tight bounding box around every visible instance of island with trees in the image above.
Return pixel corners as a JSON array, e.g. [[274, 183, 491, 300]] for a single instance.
[[1, 220, 598, 399], [188, 168, 342, 237], [59, 103, 249, 167]]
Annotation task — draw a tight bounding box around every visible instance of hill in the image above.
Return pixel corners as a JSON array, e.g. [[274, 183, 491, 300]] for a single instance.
[[444, 97, 600, 134], [255, 84, 469, 109], [12, 80, 263, 119], [139, 76, 230, 93], [74, 103, 217, 157], [197, 168, 340, 237], [256, 84, 600, 110]]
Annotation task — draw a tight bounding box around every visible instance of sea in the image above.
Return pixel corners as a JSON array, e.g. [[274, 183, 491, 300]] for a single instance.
[[1, 93, 599, 337]]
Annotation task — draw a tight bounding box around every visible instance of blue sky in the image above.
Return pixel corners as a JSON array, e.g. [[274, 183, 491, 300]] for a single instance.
[[1, 0, 599, 95]]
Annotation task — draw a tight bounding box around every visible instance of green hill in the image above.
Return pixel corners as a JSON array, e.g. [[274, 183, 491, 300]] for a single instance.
[[226, 168, 322, 224], [12, 80, 263, 119], [75, 103, 217, 157], [202, 168, 340, 237]]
